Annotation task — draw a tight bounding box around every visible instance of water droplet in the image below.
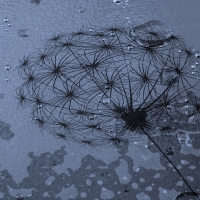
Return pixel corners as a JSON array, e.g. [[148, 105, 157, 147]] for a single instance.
[[178, 49, 182, 53], [167, 105, 171, 109], [110, 32, 115, 37], [191, 65, 195, 69], [113, 0, 123, 5], [192, 71, 195, 75], [5, 77, 10, 82], [5, 29, 8, 31], [166, 146, 174, 155], [8, 23, 11, 27], [5, 65, 11, 70], [78, 7, 85, 13], [176, 130, 191, 144], [89, 114, 96, 120], [196, 61, 199, 65], [88, 28, 94, 32], [127, 44, 133, 51], [102, 97, 110, 104], [195, 52, 200, 58], [16, 194, 23, 200], [27, 193, 32, 197], [4, 18, 8, 22], [126, 17, 130, 20]]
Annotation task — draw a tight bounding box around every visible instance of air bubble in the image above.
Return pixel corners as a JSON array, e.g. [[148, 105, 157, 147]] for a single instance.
[[113, 0, 123, 5]]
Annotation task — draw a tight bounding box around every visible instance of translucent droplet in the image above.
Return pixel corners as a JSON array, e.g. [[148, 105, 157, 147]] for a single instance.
[[166, 146, 174, 155], [191, 65, 195, 69], [110, 32, 115, 37], [196, 61, 199, 65], [126, 17, 130, 20], [176, 131, 191, 144], [27, 193, 32, 197], [4, 18, 8, 22], [38, 104, 43, 108], [5, 77, 10, 82], [16, 194, 23, 200], [78, 7, 85, 13], [8, 23, 11, 27], [195, 52, 200, 58], [105, 83, 111, 89], [178, 50, 182, 53], [113, 0, 123, 5], [5, 65, 11, 70], [127, 44, 133, 51], [192, 71, 195, 75], [167, 105, 171, 109], [102, 97, 110, 104], [88, 28, 94, 32], [89, 114, 96, 120]]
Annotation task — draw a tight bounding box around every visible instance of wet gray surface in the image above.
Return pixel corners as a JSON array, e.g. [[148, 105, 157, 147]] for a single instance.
[[1, 1, 200, 200]]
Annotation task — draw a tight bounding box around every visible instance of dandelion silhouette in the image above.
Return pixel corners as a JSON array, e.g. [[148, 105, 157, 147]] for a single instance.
[[16, 20, 200, 197]]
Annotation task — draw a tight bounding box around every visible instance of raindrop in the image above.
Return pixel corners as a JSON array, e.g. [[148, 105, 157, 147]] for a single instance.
[[4, 18, 8, 22], [196, 61, 199, 65], [113, 0, 123, 5], [126, 17, 130, 20], [166, 146, 174, 155], [191, 65, 195, 69], [178, 50, 182, 53], [192, 71, 195, 75], [8, 23, 11, 27]]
